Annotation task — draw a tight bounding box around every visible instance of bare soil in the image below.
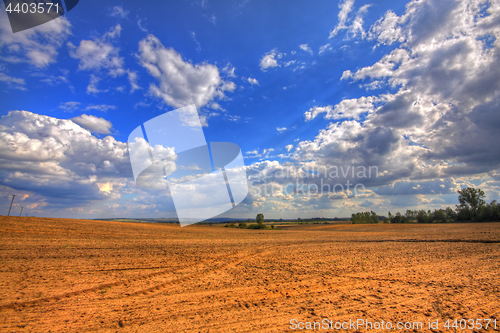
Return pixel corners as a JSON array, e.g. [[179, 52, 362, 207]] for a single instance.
[[0, 216, 499, 332]]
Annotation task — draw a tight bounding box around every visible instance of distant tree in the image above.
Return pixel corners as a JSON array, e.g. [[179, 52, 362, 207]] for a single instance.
[[405, 210, 417, 223], [445, 207, 457, 222], [256, 213, 264, 225], [478, 200, 500, 222], [456, 187, 486, 221], [432, 209, 447, 223], [238, 222, 247, 228], [415, 210, 432, 223], [392, 212, 403, 223], [351, 211, 379, 224]]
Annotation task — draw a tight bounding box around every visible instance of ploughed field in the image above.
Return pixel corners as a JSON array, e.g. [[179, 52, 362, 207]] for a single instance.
[[0, 217, 499, 332]]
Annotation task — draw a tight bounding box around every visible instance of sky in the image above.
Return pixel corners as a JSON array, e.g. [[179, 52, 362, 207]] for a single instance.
[[0, 0, 499, 220]]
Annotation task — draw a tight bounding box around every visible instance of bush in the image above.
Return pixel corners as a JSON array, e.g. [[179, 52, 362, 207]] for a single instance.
[[246, 223, 268, 229]]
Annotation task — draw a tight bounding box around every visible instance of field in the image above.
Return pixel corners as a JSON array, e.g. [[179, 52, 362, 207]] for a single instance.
[[0, 217, 499, 332]]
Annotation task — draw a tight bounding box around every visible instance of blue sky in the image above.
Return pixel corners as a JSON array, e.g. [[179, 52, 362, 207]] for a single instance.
[[0, 0, 499, 220]]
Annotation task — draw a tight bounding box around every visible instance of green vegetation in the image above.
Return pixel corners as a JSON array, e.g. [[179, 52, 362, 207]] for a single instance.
[[351, 187, 500, 223], [246, 213, 269, 229], [351, 211, 379, 224], [225, 213, 271, 229]]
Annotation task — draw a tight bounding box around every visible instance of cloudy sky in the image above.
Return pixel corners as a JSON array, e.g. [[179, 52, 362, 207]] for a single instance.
[[0, 0, 499, 220]]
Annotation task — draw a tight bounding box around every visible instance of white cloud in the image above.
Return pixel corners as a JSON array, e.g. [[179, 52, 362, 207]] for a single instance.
[[299, 44, 313, 54], [222, 63, 236, 77], [368, 10, 405, 45], [220, 81, 236, 92], [304, 105, 333, 121], [68, 24, 125, 77], [0, 72, 26, 90], [109, 6, 129, 19], [137, 19, 148, 33], [85, 104, 117, 112], [127, 71, 140, 93], [259, 49, 280, 71], [68, 24, 139, 93], [293, 0, 500, 200], [318, 43, 332, 55], [0, 111, 132, 213], [286, 144, 294, 152], [329, 0, 370, 39], [72, 114, 113, 134], [39, 74, 68, 86], [58, 101, 81, 112], [324, 96, 379, 120], [190, 31, 202, 52], [245, 148, 275, 159], [329, 0, 355, 38], [277, 127, 287, 134], [247, 77, 259, 85], [86, 75, 107, 94], [0, 10, 71, 68], [138, 34, 233, 109], [349, 4, 371, 38]]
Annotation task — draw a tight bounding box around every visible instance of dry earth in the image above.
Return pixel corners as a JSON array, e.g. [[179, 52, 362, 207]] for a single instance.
[[0, 216, 499, 332]]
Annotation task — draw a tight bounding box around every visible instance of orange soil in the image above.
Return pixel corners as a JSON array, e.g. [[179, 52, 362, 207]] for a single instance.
[[0, 216, 499, 332]]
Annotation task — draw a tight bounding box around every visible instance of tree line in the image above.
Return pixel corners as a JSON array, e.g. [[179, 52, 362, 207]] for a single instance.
[[351, 187, 500, 224], [225, 213, 273, 229]]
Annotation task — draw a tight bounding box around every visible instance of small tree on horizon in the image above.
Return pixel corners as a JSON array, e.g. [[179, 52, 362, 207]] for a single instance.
[[457, 187, 486, 221], [256, 213, 264, 225]]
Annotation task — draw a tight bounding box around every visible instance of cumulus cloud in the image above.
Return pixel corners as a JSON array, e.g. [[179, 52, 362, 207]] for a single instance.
[[68, 24, 125, 76], [247, 77, 259, 85], [305, 97, 380, 121], [72, 114, 113, 134], [338, 0, 500, 178], [368, 10, 405, 45], [349, 5, 371, 38], [272, 0, 500, 212], [0, 9, 71, 68], [68, 24, 138, 92], [259, 49, 281, 71], [375, 179, 460, 196], [0, 111, 133, 213], [304, 106, 333, 121], [138, 34, 233, 109]]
